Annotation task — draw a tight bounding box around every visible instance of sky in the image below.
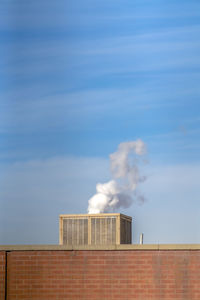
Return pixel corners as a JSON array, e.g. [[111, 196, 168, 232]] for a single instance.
[[1, 0, 200, 244]]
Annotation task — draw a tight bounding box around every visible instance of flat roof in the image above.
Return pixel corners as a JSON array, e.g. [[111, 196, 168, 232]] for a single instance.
[[59, 213, 132, 220], [0, 244, 200, 251]]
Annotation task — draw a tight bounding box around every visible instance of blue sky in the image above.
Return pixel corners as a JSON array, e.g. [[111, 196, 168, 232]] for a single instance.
[[1, 0, 200, 244]]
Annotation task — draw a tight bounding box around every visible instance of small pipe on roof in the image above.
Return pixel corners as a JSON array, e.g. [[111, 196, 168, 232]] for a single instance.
[[140, 233, 144, 245]]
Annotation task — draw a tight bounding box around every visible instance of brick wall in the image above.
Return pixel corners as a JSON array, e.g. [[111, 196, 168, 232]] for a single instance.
[[0, 251, 5, 300], [3, 248, 200, 300]]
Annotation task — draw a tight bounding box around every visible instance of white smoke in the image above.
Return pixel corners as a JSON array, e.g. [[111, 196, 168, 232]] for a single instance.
[[88, 139, 147, 214]]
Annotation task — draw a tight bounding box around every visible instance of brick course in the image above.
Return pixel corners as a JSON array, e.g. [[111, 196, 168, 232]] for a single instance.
[[3, 249, 200, 300]]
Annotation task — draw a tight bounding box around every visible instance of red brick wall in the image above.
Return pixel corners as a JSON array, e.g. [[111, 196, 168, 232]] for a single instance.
[[0, 251, 5, 300], [5, 250, 200, 300]]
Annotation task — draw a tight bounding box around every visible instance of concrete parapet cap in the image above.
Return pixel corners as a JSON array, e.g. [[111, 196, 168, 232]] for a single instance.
[[0, 244, 200, 251]]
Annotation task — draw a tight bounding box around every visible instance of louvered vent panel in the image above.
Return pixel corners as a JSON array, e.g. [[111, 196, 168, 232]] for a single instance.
[[63, 218, 88, 245], [91, 217, 116, 245], [120, 218, 132, 244], [60, 213, 132, 245]]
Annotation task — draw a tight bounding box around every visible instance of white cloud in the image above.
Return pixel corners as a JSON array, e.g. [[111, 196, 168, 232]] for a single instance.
[[0, 156, 200, 244]]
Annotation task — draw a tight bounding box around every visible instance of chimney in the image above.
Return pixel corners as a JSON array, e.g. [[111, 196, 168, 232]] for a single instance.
[[59, 213, 132, 245]]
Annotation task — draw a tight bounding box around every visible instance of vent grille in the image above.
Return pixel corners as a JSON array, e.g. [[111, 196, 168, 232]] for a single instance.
[[120, 218, 132, 244], [91, 217, 116, 245], [60, 213, 132, 245], [63, 218, 88, 245]]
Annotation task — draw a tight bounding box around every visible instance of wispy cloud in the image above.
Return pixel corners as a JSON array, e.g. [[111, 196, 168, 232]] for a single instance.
[[1, 0, 200, 32], [0, 84, 191, 135], [0, 156, 200, 244]]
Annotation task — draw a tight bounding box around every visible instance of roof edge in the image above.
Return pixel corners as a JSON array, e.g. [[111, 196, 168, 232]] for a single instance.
[[0, 244, 200, 251]]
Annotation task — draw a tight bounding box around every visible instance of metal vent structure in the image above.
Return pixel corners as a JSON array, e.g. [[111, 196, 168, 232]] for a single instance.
[[59, 213, 132, 245]]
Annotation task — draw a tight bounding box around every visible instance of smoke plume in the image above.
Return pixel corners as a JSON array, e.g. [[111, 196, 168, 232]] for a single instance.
[[88, 139, 147, 214]]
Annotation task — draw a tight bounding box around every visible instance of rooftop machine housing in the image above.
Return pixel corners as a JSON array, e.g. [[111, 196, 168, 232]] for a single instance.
[[59, 213, 132, 245]]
